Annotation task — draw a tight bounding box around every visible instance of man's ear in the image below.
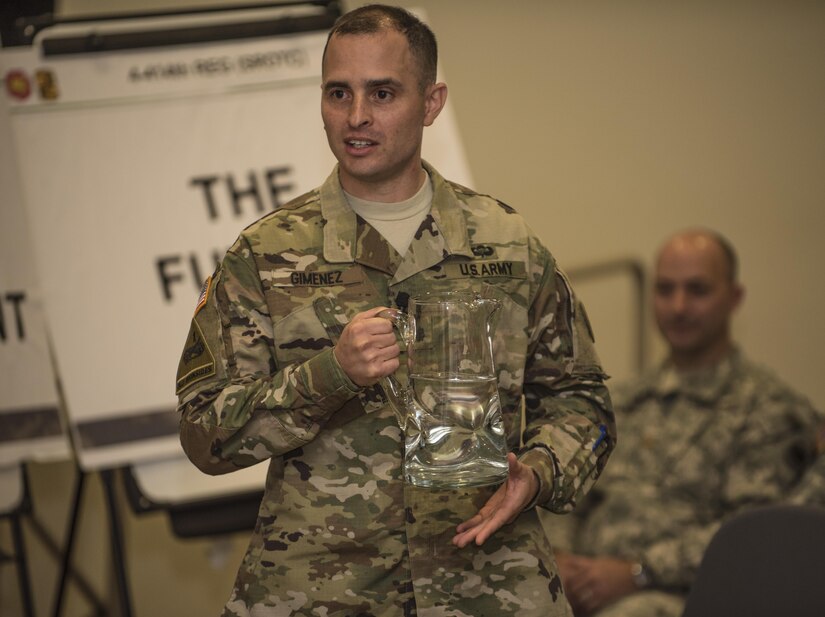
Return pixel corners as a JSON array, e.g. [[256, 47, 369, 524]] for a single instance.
[[423, 82, 448, 127]]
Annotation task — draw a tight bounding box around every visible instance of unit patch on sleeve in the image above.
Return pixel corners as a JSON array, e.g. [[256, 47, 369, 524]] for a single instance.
[[175, 319, 216, 394]]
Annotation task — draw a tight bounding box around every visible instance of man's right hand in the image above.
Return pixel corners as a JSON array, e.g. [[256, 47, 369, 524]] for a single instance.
[[333, 306, 400, 386], [556, 550, 638, 616]]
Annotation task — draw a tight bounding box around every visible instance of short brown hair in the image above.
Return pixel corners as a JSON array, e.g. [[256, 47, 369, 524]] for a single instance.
[[323, 4, 438, 90]]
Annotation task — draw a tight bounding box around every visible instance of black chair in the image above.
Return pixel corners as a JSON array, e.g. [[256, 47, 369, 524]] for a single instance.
[[682, 504, 825, 617]]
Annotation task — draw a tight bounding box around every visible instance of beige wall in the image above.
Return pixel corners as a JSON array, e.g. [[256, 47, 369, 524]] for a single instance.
[[3, 1, 823, 615], [382, 0, 825, 403]]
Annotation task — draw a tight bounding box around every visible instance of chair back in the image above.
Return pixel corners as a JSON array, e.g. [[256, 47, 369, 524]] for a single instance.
[[682, 504, 825, 617]]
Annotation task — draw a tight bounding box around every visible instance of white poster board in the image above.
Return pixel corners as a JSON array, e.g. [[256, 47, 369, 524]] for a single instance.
[[1, 6, 472, 485], [0, 93, 70, 468]]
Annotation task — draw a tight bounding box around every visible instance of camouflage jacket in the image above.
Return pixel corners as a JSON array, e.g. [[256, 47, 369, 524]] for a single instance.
[[789, 420, 825, 507], [176, 162, 615, 617], [568, 348, 822, 593]]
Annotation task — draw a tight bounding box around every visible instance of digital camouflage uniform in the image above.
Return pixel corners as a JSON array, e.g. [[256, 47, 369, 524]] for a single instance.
[[564, 348, 823, 617], [789, 420, 825, 508], [176, 162, 615, 617]]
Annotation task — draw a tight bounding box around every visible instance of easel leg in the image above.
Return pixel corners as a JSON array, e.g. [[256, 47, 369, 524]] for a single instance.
[[26, 513, 106, 615], [101, 468, 133, 617], [10, 506, 35, 617], [51, 464, 86, 617]]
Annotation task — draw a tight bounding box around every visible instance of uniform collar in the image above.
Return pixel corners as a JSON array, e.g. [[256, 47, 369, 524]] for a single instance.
[[320, 161, 473, 282], [633, 347, 744, 406]]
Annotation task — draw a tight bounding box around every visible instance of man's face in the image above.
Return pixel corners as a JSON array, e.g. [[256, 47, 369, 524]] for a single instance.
[[321, 30, 444, 200], [653, 236, 742, 360]]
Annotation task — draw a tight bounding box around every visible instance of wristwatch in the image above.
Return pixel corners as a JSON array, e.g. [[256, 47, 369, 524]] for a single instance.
[[630, 561, 652, 590]]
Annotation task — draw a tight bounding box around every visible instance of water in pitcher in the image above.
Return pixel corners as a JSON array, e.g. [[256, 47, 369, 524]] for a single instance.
[[404, 373, 508, 488]]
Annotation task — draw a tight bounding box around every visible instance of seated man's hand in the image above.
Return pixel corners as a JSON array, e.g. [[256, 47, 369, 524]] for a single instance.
[[555, 552, 638, 616]]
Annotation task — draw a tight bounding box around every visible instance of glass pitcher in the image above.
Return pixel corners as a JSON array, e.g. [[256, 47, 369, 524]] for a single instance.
[[380, 290, 508, 489]]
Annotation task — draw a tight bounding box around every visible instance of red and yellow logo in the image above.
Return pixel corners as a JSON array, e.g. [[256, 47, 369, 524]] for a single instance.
[[5, 69, 31, 100]]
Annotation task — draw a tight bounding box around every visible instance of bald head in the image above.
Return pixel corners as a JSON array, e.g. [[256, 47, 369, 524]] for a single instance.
[[653, 228, 744, 370], [657, 229, 739, 284]]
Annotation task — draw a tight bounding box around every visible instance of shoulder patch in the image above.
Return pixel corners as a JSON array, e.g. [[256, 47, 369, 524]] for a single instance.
[[175, 319, 216, 394], [194, 276, 211, 316]]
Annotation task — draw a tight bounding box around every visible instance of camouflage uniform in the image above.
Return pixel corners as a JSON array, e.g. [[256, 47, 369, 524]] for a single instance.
[[176, 162, 615, 617], [564, 348, 822, 617], [789, 421, 825, 507]]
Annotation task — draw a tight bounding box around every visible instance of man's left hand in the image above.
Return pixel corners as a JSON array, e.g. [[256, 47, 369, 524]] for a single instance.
[[452, 452, 538, 547]]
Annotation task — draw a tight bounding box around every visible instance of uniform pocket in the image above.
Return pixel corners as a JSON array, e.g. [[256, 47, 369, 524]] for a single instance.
[[267, 265, 376, 367], [271, 302, 333, 367]]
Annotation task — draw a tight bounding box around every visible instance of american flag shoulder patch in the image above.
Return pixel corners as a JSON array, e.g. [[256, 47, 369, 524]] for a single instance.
[[194, 276, 212, 316]]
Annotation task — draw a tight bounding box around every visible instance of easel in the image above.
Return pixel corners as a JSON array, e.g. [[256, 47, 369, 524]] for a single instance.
[[0, 463, 107, 617], [0, 464, 35, 617], [51, 465, 148, 617], [50, 459, 265, 617]]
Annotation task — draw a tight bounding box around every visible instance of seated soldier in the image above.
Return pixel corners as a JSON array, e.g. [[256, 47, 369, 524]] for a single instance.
[[552, 228, 824, 617]]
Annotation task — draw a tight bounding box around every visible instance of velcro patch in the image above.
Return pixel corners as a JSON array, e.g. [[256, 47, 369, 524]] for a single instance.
[[443, 261, 526, 279], [194, 276, 212, 316], [175, 320, 216, 394], [471, 244, 496, 258], [271, 267, 365, 287]]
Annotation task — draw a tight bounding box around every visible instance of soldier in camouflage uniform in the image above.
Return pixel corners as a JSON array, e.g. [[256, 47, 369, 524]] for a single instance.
[[175, 5, 614, 617], [555, 228, 823, 617]]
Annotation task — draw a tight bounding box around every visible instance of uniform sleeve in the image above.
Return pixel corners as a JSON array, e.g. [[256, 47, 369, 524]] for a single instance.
[[517, 240, 616, 513], [175, 237, 360, 475], [788, 420, 825, 507], [788, 454, 825, 507], [641, 393, 823, 589]]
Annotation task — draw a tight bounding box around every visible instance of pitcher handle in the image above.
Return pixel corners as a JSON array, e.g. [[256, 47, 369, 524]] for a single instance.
[[377, 308, 409, 431]]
